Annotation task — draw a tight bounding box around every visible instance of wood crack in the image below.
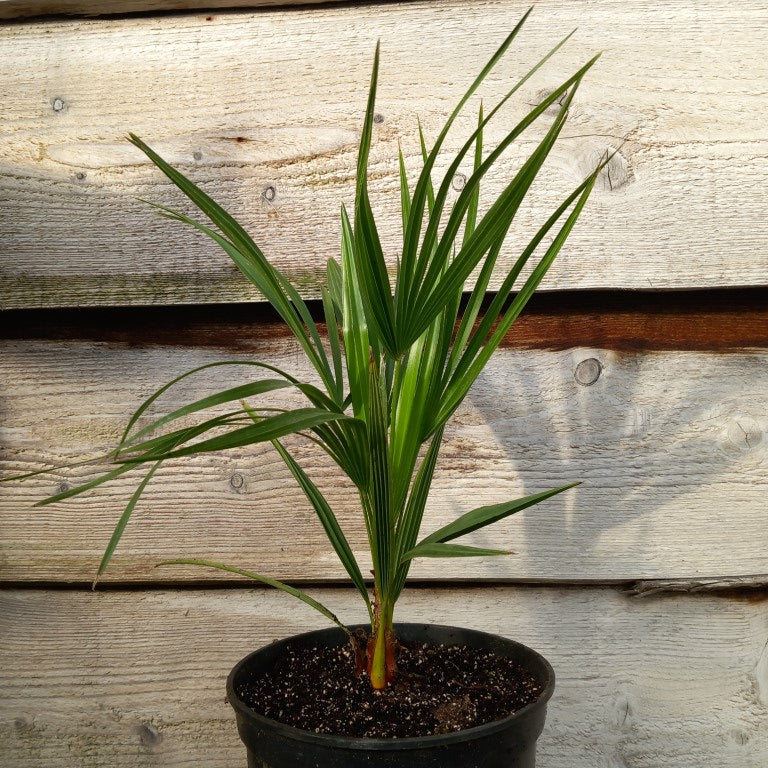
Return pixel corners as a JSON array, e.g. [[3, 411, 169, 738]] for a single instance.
[[626, 575, 768, 598]]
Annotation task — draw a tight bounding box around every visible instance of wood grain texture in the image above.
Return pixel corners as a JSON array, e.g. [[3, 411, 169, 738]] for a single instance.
[[1, 586, 767, 767], [0, 0, 349, 21], [2, 0, 767, 308], [2, 337, 766, 583]]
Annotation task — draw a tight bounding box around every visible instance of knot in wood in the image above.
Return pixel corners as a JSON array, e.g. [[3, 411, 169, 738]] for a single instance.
[[135, 722, 163, 748], [452, 173, 467, 192], [725, 417, 763, 453], [575, 357, 602, 386], [14, 716, 32, 732], [52, 97, 65, 113], [729, 728, 751, 746], [597, 147, 633, 192]]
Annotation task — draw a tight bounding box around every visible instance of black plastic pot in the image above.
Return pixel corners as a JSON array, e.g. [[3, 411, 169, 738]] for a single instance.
[[227, 623, 555, 768]]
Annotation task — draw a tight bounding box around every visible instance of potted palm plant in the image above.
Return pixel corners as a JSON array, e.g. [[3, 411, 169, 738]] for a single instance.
[[11, 9, 606, 767]]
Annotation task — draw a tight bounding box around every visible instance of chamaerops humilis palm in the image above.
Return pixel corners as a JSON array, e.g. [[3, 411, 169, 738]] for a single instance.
[[21, 11, 606, 689]]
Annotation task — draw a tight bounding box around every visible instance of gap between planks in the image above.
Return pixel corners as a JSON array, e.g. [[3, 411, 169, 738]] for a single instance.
[[3, 288, 768, 351], [3, 576, 768, 598], [0, 0, 353, 21]]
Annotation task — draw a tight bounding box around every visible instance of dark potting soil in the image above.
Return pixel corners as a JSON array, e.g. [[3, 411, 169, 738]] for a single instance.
[[234, 639, 543, 738]]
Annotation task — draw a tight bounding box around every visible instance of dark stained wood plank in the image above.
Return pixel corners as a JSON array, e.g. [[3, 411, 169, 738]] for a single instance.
[[0, 0, 352, 20], [3, 289, 768, 351]]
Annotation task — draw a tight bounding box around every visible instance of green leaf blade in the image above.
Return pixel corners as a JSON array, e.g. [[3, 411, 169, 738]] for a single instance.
[[438, 171, 600, 427], [124, 379, 294, 447], [35, 463, 134, 507], [400, 542, 510, 563], [158, 559, 350, 634], [398, 11, 533, 321], [366, 357, 392, 598], [272, 440, 372, 620], [129, 142, 337, 398], [94, 461, 163, 583], [419, 482, 580, 547], [340, 205, 372, 423], [405, 75, 589, 350], [352, 42, 398, 356], [128, 409, 352, 462]]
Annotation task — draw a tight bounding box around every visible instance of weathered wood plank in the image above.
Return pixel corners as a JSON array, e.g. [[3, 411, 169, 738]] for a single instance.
[[0, 0, 349, 21], [1, 586, 766, 767], [2, 0, 767, 308], [2, 337, 766, 583]]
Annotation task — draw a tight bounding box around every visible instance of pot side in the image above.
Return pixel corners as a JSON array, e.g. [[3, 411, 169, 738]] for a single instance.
[[227, 623, 555, 768]]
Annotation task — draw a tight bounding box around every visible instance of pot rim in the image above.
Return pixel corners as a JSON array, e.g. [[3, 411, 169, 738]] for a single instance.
[[226, 622, 555, 751]]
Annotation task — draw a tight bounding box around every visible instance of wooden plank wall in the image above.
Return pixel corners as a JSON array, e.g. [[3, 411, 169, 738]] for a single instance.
[[1, 2, 767, 766]]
